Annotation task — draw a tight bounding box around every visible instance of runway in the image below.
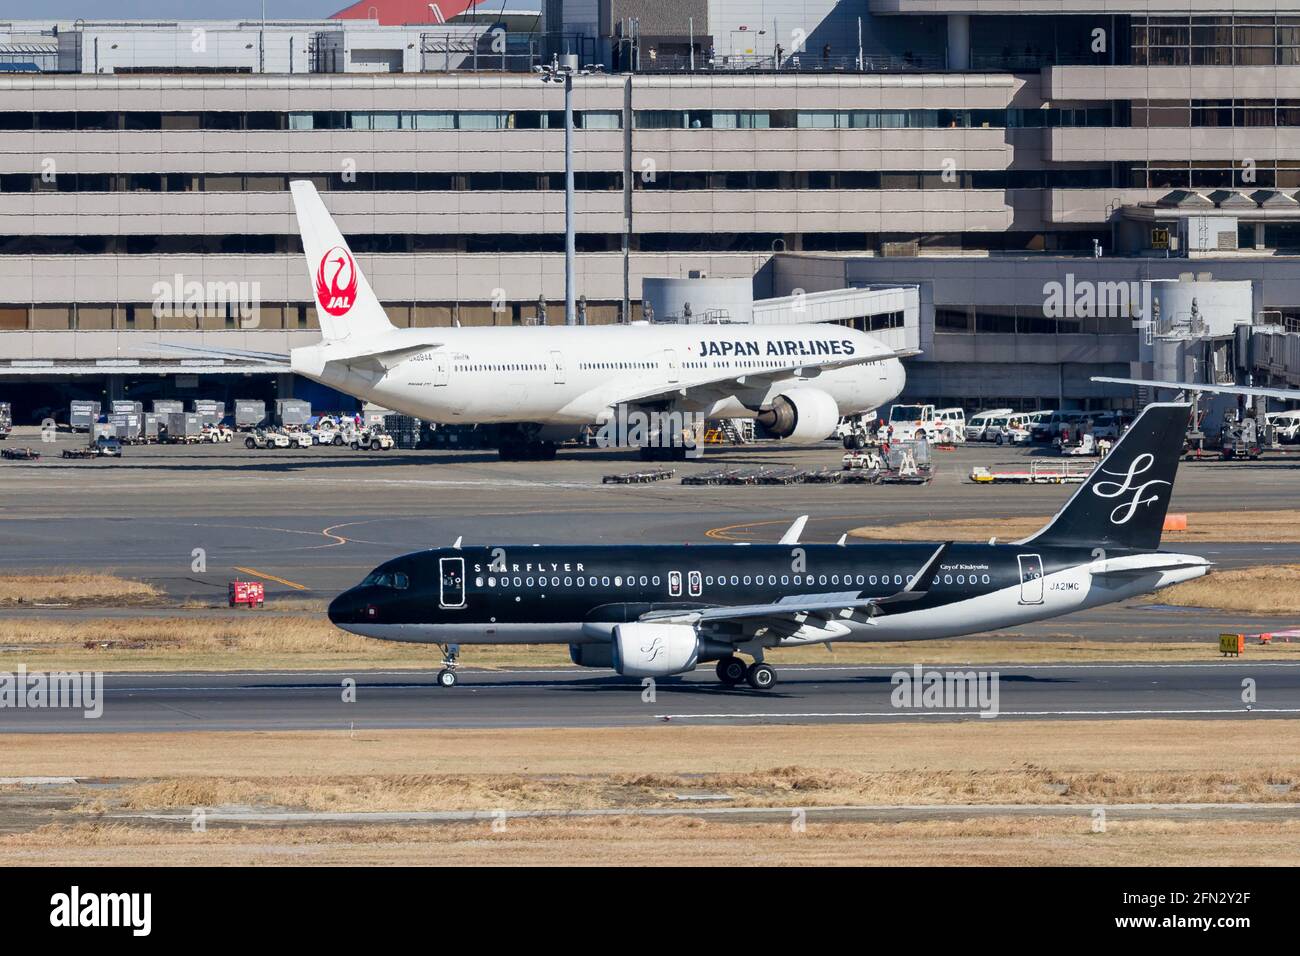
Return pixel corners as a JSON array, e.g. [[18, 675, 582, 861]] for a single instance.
[[2, 433, 1299, 603], [3, 662, 1298, 733]]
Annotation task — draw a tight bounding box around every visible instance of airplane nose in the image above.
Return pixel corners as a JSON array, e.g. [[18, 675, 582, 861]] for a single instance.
[[328, 589, 359, 626]]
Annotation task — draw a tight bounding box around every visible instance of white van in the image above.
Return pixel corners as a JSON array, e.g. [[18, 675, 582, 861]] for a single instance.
[[1267, 410, 1300, 443], [965, 408, 1014, 442], [884, 403, 937, 441], [988, 413, 1033, 445], [933, 408, 967, 443]]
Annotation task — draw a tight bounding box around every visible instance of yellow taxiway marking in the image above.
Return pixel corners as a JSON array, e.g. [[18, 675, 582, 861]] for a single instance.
[[705, 515, 863, 543], [232, 567, 309, 591]]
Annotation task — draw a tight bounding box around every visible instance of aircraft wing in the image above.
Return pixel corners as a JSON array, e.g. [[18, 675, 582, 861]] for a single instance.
[[1093, 376, 1299, 402], [612, 346, 919, 408], [638, 542, 949, 630], [131, 342, 291, 365]]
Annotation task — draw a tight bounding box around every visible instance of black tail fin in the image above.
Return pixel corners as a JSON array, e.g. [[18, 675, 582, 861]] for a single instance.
[[1018, 402, 1191, 552]]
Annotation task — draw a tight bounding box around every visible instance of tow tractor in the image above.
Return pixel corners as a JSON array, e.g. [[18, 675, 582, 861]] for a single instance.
[[245, 429, 291, 449], [351, 428, 395, 451]]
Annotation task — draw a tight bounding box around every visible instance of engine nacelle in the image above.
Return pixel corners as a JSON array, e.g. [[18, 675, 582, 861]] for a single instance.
[[569, 642, 614, 668], [611, 623, 700, 678], [755, 388, 841, 442]]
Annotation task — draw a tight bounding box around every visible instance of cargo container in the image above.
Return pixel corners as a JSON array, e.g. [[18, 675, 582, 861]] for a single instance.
[[69, 400, 101, 432], [111, 400, 143, 416], [107, 412, 143, 443], [0, 402, 10, 439], [275, 399, 311, 427], [160, 412, 204, 442], [384, 414, 424, 449], [143, 412, 165, 441], [152, 399, 184, 415], [234, 399, 266, 430], [362, 403, 391, 429], [193, 400, 226, 425]]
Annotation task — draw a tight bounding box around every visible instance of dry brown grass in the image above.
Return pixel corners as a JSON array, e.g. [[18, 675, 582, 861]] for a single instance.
[[77, 763, 1299, 815], [0, 572, 160, 607], [1161, 564, 1300, 615], [3, 817, 1298, 866], [1, 720, 1290, 779], [6, 615, 1300, 672], [850, 509, 1300, 544], [5, 721, 1295, 864]]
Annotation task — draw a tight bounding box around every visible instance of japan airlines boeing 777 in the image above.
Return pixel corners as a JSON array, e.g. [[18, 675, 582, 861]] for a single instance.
[[159, 181, 910, 458], [329, 402, 1209, 689]]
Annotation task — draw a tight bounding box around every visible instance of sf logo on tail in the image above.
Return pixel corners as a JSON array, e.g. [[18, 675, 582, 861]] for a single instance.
[[315, 246, 358, 317], [1092, 452, 1171, 525]]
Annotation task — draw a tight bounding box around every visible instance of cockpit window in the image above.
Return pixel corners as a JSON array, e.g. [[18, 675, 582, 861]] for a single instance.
[[362, 571, 410, 589]]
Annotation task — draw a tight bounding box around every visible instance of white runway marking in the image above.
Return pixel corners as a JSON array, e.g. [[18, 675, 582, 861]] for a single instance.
[[102, 661, 1300, 680], [655, 707, 1300, 720], [118, 801, 1300, 824]]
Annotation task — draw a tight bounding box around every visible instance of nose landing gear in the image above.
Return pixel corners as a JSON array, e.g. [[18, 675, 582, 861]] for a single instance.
[[437, 643, 460, 687]]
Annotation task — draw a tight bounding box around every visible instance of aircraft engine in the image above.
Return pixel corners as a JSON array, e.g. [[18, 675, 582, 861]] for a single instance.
[[755, 388, 841, 442], [611, 623, 702, 678], [569, 642, 614, 668]]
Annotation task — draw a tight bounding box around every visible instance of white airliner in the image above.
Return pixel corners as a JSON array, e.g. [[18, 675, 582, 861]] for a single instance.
[[159, 181, 909, 458]]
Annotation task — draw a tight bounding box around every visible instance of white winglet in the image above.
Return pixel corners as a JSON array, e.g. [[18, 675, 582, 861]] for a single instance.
[[778, 515, 808, 546], [452, 536, 462, 549], [837, 533, 847, 546]]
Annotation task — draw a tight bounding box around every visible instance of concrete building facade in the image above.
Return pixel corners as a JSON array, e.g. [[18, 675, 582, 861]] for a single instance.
[[2, 8, 1300, 419]]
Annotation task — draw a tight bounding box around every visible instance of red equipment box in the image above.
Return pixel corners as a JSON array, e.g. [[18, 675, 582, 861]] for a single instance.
[[228, 580, 265, 608]]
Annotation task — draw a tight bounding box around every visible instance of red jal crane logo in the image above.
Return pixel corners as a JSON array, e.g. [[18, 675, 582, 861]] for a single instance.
[[315, 246, 359, 317]]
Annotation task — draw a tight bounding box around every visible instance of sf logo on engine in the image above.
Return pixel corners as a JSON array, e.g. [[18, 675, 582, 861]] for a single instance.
[[316, 246, 358, 317]]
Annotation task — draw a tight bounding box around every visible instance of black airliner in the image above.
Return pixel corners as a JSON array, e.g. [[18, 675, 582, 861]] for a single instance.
[[328, 402, 1208, 689]]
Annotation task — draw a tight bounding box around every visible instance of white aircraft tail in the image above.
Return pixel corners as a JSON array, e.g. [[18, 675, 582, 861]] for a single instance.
[[289, 180, 395, 343]]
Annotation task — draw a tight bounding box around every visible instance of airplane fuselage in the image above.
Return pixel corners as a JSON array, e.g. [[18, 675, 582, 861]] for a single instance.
[[291, 323, 905, 427], [328, 542, 1209, 647]]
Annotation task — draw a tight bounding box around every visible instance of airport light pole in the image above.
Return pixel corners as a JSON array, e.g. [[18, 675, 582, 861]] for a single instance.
[[537, 56, 602, 325]]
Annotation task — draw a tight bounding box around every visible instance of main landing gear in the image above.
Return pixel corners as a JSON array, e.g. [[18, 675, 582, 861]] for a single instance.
[[437, 643, 460, 687], [715, 655, 778, 690], [498, 439, 557, 461]]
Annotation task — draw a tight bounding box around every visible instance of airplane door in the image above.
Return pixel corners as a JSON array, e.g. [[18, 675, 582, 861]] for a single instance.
[[669, 570, 682, 597], [665, 349, 679, 383], [551, 350, 566, 385], [439, 557, 466, 609], [433, 353, 450, 386], [688, 570, 702, 597], [1017, 554, 1044, 605]]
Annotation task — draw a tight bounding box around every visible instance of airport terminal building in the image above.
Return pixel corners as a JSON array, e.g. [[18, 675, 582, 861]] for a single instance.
[[2, 2, 1300, 420]]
